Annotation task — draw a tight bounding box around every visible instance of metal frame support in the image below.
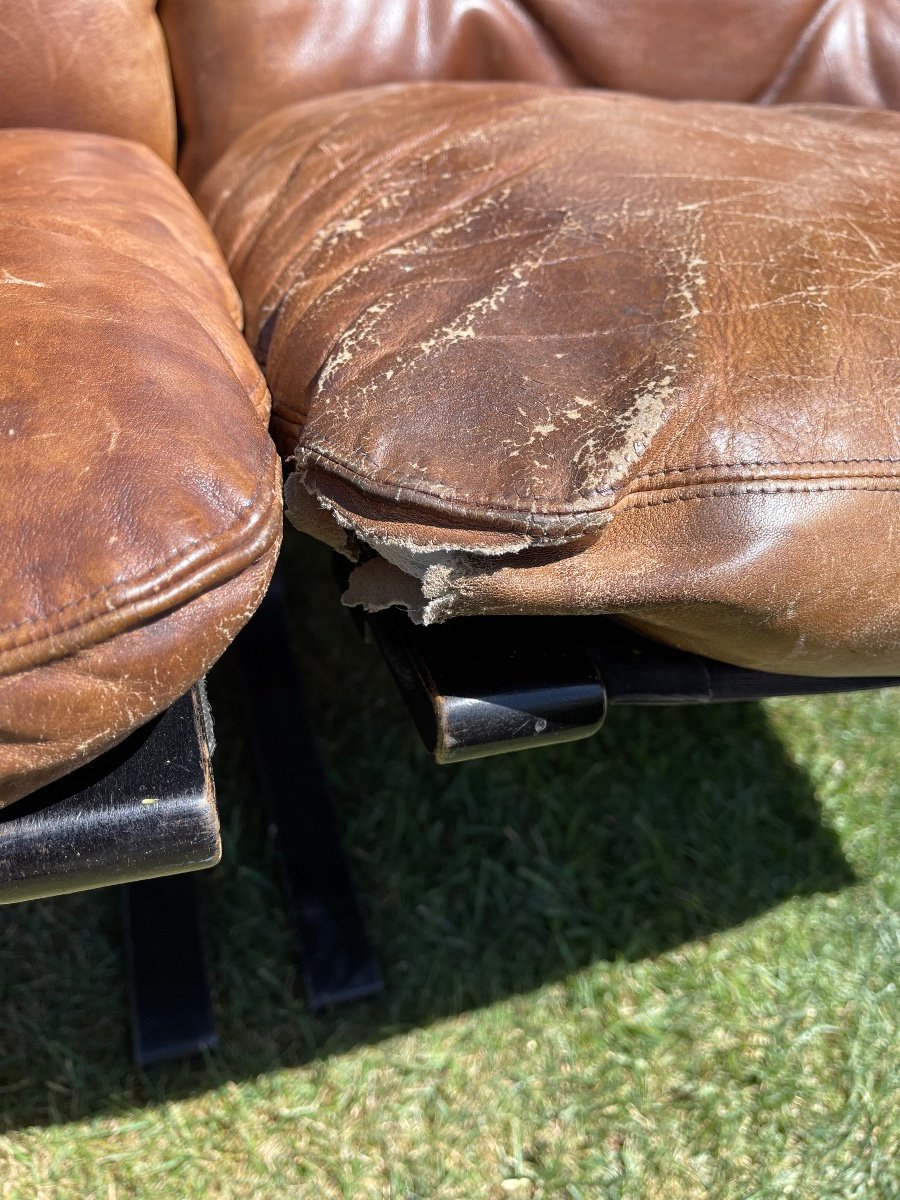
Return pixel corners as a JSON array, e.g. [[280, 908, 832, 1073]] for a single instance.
[[234, 571, 383, 1009], [362, 603, 900, 764], [0, 686, 220, 1065]]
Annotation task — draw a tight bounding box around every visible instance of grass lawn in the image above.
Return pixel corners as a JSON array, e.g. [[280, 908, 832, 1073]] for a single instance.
[[0, 537, 897, 1199]]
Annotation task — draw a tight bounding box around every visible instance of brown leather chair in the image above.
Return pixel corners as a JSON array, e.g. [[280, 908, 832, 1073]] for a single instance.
[[0, 0, 896, 1057], [160, 2, 899, 716], [0, 5, 284, 1054], [2, 2, 898, 804]]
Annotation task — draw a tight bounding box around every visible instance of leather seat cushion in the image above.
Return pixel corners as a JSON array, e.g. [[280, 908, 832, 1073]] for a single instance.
[[0, 130, 281, 807], [200, 83, 899, 677]]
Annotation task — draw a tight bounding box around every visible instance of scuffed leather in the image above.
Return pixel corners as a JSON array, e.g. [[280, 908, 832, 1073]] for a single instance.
[[0, 130, 282, 807], [161, 0, 899, 188], [200, 84, 900, 677], [0, 0, 176, 165]]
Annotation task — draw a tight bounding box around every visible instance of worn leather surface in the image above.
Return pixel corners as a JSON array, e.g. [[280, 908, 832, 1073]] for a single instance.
[[201, 83, 900, 676], [0, 0, 176, 164], [161, 0, 900, 187], [0, 129, 281, 806]]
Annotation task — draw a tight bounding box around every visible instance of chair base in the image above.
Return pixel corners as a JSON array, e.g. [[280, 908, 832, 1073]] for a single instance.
[[362, 604, 900, 763], [0, 685, 220, 904], [234, 572, 383, 1010]]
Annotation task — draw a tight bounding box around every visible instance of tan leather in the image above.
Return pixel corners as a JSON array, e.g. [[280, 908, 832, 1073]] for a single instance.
[[200, 84, 900, 677], [0, 0, 176, 165], [160, 0, 580, 188], [160, 0, 899, 188], [0, 129, 282, 806], [532, 0, 900, 108]]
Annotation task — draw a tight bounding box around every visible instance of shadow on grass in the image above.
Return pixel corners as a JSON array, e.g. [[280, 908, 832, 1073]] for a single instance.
[[0, 538, 856, 1130]]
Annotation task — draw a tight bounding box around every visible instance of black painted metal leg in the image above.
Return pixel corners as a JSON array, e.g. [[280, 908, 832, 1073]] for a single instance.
[[0, 685, 222, 1065], [123, 872, 217, 1067], [234, 571, 383, 1009]]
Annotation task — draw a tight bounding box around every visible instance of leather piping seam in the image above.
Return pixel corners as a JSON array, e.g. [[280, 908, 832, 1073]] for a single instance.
[[0, 460, 275, 639], [434, 487, 900, 625], [613, 478, 900, 513], [297, 440, 900, 526], [0, 456, 281, 673]]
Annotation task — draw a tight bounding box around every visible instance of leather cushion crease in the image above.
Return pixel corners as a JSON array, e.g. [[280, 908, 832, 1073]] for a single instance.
[[161, 0, 900, 189], [199, 84, 900, 678], [0, 129, 282, 808]]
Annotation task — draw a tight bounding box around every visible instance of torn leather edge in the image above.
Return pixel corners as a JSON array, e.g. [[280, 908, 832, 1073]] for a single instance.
[[285, 462, 605, 625], [286, 457, 900, 626]]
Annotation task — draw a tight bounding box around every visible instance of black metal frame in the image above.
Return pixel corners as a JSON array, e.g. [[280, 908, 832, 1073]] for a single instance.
[[363, 605, 900, 763], [232, 573, 382, 1010], [0, 686, 220, 905], [4, 565, 897, 1065], [2, 584, 382, 1065], [0, 687, 221, 1065]]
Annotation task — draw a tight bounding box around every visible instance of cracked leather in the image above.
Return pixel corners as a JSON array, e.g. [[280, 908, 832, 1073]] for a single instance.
[[200, 83, 899, 677], [0, 130, 282, 807]]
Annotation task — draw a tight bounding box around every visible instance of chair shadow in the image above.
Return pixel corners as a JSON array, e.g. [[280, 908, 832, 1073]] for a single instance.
[[0, 539, 856, 1131]]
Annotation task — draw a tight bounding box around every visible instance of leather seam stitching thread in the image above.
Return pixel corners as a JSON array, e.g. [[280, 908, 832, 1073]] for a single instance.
[[615, 480, 900, 514], [619, 456, 900, 481], [0, 458, 280, 649], [298, 441, 900, 518]]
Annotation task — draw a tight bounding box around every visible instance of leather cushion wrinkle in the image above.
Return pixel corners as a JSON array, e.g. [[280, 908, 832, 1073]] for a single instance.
[[163, 0, 900, 190], [0, 129, 282, 807], [201, 83, 900, 676]]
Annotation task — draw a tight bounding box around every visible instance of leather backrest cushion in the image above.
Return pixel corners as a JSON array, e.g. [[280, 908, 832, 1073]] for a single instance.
[[160, 0, 900, 188], [0, 0, 176, 164]]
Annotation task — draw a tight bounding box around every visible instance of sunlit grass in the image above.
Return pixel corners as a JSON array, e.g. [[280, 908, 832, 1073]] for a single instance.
[[0, 538, 897, 1198]]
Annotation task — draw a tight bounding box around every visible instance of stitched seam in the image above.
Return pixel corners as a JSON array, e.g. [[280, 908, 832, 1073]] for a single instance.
[[299, 440, 900, 518], [628, 455, 900, 482], [0, 500, 281, 682], [616, 479, 900, 514], [0, 458, 279, 649], [443, 483, 900, 595]]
